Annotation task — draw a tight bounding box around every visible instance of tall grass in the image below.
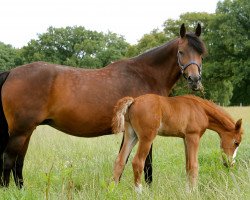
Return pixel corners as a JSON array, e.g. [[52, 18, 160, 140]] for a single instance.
[[0, 107, 249, 199]]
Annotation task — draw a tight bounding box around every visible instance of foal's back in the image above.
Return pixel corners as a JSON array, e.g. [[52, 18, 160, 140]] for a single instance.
[[128, 94, 209, 138]]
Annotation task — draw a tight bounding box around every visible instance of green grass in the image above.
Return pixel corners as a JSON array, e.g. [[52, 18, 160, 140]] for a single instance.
[[0, 107, 249, 199]]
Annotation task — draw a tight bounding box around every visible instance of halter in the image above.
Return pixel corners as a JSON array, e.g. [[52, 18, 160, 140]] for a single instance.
[[177, 51, 202, 80]]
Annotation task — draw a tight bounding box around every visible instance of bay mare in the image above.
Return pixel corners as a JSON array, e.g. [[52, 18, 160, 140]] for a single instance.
[[112, 94, 243, 192], [0, 24, 206, 187]]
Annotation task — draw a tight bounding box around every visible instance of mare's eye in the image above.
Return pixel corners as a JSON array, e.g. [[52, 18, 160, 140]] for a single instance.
[[178, 51, 184, 56]]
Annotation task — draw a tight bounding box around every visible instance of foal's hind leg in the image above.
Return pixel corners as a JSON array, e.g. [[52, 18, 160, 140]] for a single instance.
[[12, 136, 31, 188], [132, 138, 155, 193], [113, 124, 138, 183], [119, 132, 153, 185], [2, 131, 32, 187]]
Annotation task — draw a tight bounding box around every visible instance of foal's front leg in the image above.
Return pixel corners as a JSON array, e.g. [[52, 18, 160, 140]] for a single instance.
[[184, 134, 200, 190]]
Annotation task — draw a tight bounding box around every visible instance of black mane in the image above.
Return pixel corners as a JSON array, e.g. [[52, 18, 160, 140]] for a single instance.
[[186, 33, 207, 55]]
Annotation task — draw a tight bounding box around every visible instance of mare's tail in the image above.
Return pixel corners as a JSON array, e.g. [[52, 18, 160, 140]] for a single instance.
[[0, 71, 10, 153], [112, 97, 134, 134]]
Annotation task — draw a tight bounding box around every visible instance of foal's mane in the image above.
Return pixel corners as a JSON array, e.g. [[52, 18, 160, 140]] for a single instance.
[[183, 95, 235, 130]]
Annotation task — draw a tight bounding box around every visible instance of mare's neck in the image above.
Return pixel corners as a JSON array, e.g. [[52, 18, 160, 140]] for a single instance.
[[132, 39, 181, 95]]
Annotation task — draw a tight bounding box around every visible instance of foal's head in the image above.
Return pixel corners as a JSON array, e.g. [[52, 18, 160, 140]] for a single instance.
[[177, 23, 206, 91], [220, 119, 243, 167]]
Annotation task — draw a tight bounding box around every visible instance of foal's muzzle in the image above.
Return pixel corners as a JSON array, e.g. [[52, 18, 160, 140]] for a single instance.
[[222, 153, 235, 168]]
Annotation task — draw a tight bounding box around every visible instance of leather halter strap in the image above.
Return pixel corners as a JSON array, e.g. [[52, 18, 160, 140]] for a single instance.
[[177, 51, 202, 80]]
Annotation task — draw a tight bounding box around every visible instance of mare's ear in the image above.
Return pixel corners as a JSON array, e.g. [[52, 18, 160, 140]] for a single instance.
[[195, 23, 202, 37], [235, 119, 242, 131], [180, 23, 186, 38]]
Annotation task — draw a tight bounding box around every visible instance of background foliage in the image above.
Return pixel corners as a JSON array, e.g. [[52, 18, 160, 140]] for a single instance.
[[0, 0, 249, 105]]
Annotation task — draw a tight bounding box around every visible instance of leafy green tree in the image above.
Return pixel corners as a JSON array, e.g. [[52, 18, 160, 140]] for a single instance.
[[206, 0, 250, 105], [21, 26, 129, 68], [164, 12, 213, 38], [0, 42, 22, 70]]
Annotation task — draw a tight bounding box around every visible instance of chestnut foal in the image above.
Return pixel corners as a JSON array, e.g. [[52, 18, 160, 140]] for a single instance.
[[112, 94, 243, 192]]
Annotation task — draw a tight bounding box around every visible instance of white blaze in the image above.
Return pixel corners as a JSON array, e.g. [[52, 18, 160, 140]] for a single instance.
[[233, 147, 238, 160]]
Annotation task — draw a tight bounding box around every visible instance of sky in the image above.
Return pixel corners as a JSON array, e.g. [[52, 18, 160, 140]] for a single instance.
[[0, 0, 219, 48]]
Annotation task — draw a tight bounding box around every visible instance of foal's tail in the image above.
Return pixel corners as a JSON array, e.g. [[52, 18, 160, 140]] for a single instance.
[[112, 97, 134, 134], [0, 71, 10, 152]]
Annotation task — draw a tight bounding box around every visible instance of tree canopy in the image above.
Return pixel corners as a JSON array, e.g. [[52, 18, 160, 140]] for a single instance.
[[20, 26, 129, 68], [0, 42, 21, 71]]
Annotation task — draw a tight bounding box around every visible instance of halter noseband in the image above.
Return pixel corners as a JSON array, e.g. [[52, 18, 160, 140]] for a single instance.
[[177, 51, 202, 80]]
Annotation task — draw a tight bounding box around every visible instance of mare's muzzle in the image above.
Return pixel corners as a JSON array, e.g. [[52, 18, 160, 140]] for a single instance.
[[181, 62, 202, 91], [177, 53, 202, 91], [187, 73, 202, 91]]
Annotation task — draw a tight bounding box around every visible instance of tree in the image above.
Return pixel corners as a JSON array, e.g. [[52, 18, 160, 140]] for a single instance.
[[206, 0, 250, 105], [0, 42, 22, 71], [21, 26, 129, 68]]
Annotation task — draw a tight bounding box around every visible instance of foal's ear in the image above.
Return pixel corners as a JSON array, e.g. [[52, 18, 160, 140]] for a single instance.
[[195, 23, 202, 37], [180, 23, 186, 38], [235, 119, 242, 131]]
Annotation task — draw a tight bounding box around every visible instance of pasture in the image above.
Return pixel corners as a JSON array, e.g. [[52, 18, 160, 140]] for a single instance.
[[0, 107, 249, 200]]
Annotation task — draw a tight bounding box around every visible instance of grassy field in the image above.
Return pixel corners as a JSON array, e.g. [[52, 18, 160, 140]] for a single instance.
[[0, 107, 249, 200]]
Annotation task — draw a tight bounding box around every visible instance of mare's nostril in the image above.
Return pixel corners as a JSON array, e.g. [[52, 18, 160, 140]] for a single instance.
[[189, 75, 199, 83]]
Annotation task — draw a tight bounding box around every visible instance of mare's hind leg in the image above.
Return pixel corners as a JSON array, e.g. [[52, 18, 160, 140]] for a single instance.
[[2, 131, 32, 187], [12, 136, 31, 188], [0, 131, 9, 186], [113, 124, 138, 183], [144, 144, 153, 185]]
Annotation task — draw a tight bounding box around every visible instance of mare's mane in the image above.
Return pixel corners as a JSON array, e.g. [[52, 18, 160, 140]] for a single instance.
[[186, 33, 207, 55], [134, 33, 206, 61], [134, 39, 178, 61], [182, 95, 235, 130]]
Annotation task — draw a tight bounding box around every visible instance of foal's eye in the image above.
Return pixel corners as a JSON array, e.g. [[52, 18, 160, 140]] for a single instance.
[[234, 141, 239, 147]]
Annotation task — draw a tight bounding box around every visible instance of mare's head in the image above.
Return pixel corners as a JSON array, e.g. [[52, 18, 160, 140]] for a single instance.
[[220, 119, 243, 167], [177, 23, 206, 91]]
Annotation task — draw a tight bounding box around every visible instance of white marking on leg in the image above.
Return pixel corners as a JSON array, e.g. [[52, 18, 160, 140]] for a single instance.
[[135, 184, 142, 194]]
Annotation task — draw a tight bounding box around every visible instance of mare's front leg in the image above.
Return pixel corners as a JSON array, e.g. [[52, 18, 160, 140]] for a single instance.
[[184, 134, 200, 190], [3, 131, 32, 187]]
